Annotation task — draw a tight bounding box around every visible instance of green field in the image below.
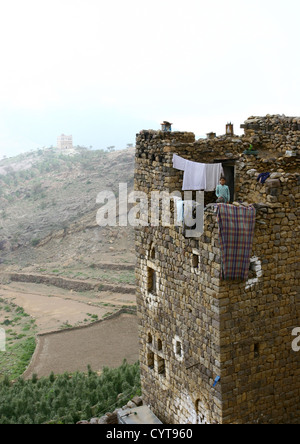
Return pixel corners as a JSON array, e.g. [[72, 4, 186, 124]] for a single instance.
[[0, 298, 37, 381]]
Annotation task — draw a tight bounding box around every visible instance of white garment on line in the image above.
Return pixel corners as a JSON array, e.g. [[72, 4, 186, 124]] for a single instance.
[[173, 154, 223, 191], [205, 163, 224, 192], [182, 160, 206, 190], [173, 154, 187, 171]]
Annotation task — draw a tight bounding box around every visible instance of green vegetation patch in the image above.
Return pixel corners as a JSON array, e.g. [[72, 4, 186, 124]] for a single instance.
[[0, 298, 37, 381], [0, 360, 141, 424]]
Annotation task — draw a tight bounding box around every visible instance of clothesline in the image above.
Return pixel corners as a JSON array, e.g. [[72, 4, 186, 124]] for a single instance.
[[173, 154, 224, 192]]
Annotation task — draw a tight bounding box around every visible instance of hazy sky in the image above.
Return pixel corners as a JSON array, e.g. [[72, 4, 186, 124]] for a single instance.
[[0, 0, 299, 157]]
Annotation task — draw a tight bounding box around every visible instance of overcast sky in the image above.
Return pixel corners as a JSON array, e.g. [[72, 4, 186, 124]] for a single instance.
[[0, 0, 299, 157]]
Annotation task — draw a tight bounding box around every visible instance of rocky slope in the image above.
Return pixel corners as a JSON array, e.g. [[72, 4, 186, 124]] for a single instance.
[[0, 146, 136, 275]]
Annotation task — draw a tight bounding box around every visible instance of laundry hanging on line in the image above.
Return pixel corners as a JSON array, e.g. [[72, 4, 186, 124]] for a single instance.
[[205, 163, 224, 192], [172, 154, 223, 191], [173, 154, 186, 171], [183, 160, 207, 190]]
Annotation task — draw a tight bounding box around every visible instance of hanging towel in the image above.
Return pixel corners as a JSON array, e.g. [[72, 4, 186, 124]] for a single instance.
[[205, 163, 224, 191], [182, 160, 206, 191], [173, 154, 187, 171], [173, 155, 222, 191], [216, 204, 256, 281], [173, 154, 206, 190]]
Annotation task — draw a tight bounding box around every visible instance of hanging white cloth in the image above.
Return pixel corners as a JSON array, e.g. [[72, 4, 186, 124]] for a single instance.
[[173, 154, 187, 171], [182, 160, 206, 191], [173, 154, 223, 192], [205, 163, 224, 191]]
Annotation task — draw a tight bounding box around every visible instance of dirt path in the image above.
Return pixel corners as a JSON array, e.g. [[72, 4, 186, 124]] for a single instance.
[[23, 313, 139, 379]]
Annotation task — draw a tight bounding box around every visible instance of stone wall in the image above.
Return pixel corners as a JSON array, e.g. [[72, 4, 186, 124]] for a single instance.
[[3, 272, 135, 294], [134, 115, 300, 424], [241, 115, 300, 156], [219, 187, 299, 423], [136, 214, 223, 424]]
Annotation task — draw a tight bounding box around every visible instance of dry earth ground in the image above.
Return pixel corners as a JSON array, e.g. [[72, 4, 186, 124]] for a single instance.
[[0, 281, 136, 333], [23, 313, 139, 379], [0, 281, 138, 378]]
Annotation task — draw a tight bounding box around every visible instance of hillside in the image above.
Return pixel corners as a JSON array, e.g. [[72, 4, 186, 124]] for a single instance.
[[0, 146, 136, 274], [0, 145, 138, 382]]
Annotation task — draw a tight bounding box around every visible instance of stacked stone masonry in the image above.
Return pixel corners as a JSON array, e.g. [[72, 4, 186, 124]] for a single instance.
[[134, 115, 300, 424]]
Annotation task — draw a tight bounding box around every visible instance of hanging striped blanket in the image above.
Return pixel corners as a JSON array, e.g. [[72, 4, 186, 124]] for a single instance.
[[216, 204, 256, 281]]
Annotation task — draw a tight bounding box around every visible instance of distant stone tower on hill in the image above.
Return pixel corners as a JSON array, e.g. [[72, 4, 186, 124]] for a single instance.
[[57, 134, 73, 150], [134, 115, 300, 424]]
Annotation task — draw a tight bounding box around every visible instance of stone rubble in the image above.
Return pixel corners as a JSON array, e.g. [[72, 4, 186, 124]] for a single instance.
[[76, 396, 144, 425]]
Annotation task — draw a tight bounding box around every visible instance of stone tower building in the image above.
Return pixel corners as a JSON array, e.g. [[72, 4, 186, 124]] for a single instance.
[[134, 115, 300, 424], [57, 134, 73, 150]]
